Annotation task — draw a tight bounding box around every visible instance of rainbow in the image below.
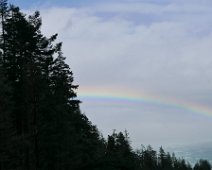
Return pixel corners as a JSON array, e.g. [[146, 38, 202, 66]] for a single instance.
[[77, 86, 212, 118]]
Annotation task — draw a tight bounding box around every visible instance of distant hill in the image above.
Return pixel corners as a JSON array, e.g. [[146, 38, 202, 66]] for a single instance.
[[167, 142, 212, 166]]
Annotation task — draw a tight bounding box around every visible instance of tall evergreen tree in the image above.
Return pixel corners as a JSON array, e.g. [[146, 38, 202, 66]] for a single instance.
[[103, 131, 138, 170], [143, 145, 158, 170], [194, 160, 211, 170], [0, 55, 14, 170], [158, 147, 173, 170], [0, 0, 7, 63]]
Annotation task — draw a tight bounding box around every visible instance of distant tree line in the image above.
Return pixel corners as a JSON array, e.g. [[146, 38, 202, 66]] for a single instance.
[[0, 0, 211, 169]]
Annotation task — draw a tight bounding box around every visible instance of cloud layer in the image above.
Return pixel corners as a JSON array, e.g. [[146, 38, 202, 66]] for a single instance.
[[34, 0, 212, 147]]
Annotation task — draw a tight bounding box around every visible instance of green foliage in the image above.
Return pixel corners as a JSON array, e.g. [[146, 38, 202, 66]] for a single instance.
[[0, 1, 104, 169], [194, 160, 211, 170], [0, 56, 14, 170], [102, 131, 138, 170]]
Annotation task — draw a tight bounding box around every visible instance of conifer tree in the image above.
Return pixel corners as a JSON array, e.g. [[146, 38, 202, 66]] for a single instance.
[[0, 0, 7, 63], [0, 55, 14, 170], [194, 160, 211, 170]]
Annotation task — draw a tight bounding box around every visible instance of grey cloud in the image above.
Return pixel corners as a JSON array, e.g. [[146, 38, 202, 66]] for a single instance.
[[37, 0, 212, 146]]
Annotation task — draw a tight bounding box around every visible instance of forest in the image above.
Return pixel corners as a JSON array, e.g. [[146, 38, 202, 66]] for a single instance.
[[0, 0, 211, 169]]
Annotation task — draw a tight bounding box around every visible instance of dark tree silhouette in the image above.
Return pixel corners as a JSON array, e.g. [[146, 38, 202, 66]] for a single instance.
[[194, 160, 211, 170]]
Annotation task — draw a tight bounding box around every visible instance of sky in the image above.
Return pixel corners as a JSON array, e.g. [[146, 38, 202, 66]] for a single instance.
[[10, 0, 212, 148]]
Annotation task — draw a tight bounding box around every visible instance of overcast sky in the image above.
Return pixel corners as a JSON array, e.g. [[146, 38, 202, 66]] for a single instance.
[[11, 0, 212, 148]]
